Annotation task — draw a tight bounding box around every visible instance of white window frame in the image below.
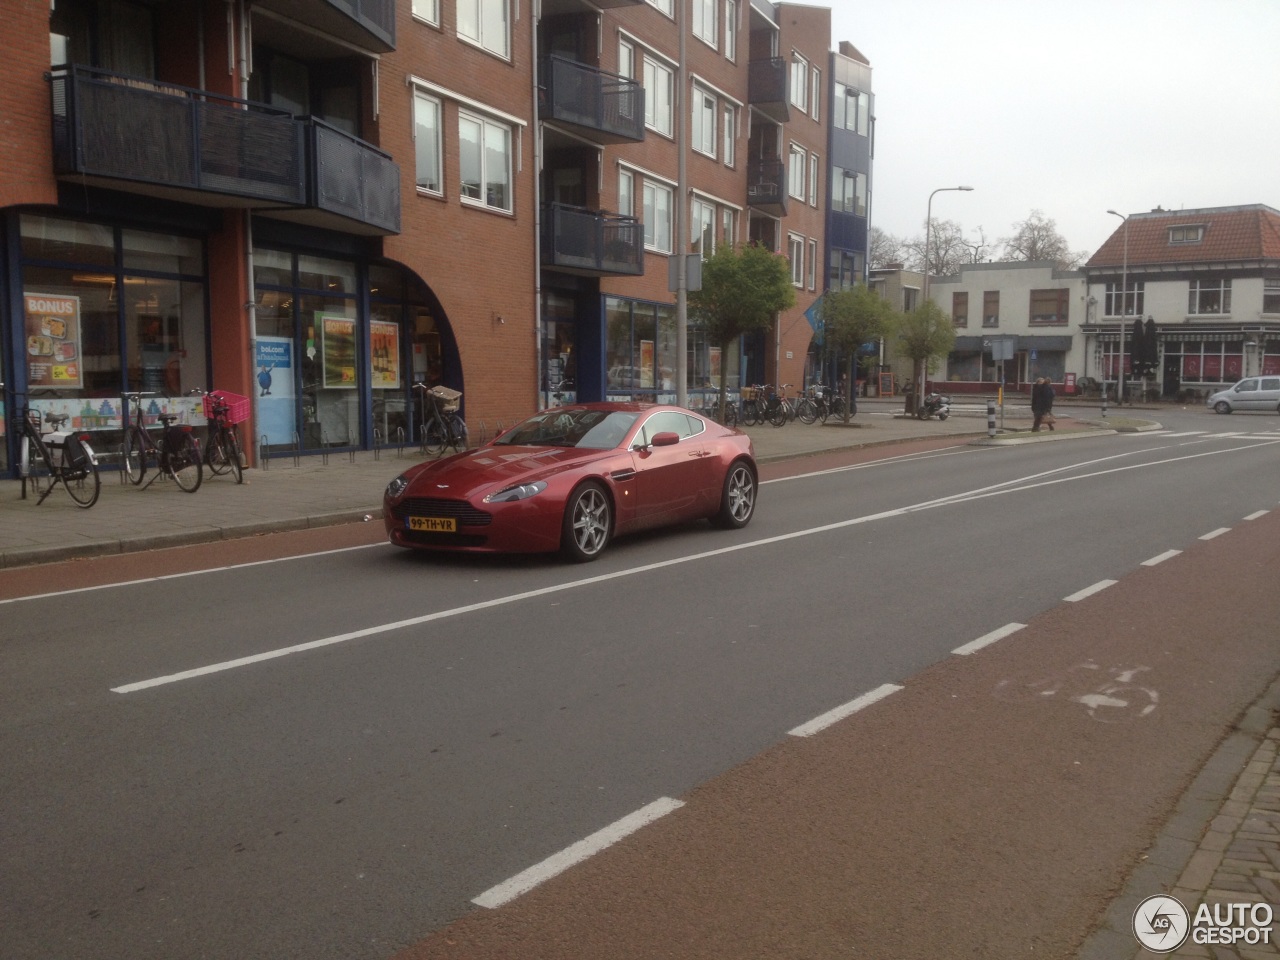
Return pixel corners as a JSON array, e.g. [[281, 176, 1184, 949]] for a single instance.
[[645, 0, 674, 16], [619, 39, 634, 79], [790, 53, 808, 112], [457, 0, 510, 60], [411, 0, 439, 26], [788, 143, 806, 200], [788, 233, 804, 287], [721, 207, 735, 248], [1188, 278, 1232, 316], [458, 110, 513, 213], [643, 181, 674, 253], [692, 85, 716, 157], [691, 197, 716, 255], [412, 91, 443, 195], [722, 104, 735, 167], [618, 169, 634, 218], [693, 0, 717, 47], [724, 0, 736, 61], [810, 67, 820, 121], [808, 152, 819, 206], [807, 238, 817, 289], [643, 56, 674, 137]]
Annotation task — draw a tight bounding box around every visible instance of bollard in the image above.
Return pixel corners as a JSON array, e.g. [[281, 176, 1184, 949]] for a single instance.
[[1101, 391, 1109, 418], [987, 399, 996, 437]]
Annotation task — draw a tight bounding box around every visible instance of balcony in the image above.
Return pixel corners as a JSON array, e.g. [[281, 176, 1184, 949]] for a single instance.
[[542, 203, 643, 276], [253, 0, 395, 53], [748, 58, 790, 123], [50, 65, 305, 208], [745, 159, 788, 217], [302, 118, 400, 235], [540, 56, 645, 143]]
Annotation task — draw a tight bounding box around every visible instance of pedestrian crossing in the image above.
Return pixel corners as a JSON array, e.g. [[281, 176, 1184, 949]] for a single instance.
[[1135, 429, 1280, 439]]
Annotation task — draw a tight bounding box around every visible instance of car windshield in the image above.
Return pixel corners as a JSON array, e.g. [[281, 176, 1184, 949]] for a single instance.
[[494, 409, 639, 449]]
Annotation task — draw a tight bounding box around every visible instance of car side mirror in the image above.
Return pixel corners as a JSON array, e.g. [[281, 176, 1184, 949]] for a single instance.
[[650, 431, 680, 447]]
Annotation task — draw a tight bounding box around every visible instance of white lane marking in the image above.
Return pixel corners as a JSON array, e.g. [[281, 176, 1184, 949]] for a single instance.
[[1244, 510, 1270, 521], [952, 622, 1025, 656], [1064, 580, 1117, 602], [113, 438, 1280, 693], [0, 543, 388, 606], [1141, 549, 1182, 566], [787, 683, 903, 737], [471, 797, 684, 909], [761, 446, 980, 484], [1200, 527, 1231, 540]]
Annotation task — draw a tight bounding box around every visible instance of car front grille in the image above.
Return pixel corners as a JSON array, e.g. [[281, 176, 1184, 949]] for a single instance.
[[392, 497, 493, 526]]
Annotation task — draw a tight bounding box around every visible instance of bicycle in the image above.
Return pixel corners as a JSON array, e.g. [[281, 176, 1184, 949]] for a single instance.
[[198, 388, 248, 484], [121, 392, 203, 492], [2, 383, 101, 508], [413, 382, 467, 457], [795, 384, 821, 424], [769, 383, 796, 426], [740, 384, 769, 426]]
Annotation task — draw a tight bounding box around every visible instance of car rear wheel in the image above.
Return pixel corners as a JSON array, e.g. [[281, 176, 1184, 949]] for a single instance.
[[1215, 401, 1232, 414], [713, 460, 756, 529], [561, 482, 611, 562]]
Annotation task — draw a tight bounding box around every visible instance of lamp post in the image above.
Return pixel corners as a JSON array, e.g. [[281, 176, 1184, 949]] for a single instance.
[[1107, 210, 1128, 404], [921, 186, 973, 404]]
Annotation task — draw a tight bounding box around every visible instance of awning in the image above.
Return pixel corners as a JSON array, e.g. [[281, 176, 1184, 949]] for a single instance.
[[952, 335, 1073, 352]]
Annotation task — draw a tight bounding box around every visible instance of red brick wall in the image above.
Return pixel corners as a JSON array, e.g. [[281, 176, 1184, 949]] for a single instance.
[[0, 0, 59, 208]]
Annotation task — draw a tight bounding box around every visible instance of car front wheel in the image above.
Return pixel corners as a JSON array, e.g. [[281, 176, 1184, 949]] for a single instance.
[[1215, 401, 1232, 414], [561, 482, 612, 562], [713, 460, 756, 529]]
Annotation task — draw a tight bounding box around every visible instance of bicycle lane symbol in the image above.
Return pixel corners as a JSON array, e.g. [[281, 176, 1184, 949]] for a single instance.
[[993, 661, 1159, 723]]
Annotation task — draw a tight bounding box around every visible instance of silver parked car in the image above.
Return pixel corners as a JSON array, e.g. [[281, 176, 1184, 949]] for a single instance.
[[1207, 376, 1280, 414]]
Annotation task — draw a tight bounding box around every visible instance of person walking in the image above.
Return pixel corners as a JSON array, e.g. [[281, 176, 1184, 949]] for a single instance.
[[1031, 377, 1056, 431], [1042, 378, 1056, 431]]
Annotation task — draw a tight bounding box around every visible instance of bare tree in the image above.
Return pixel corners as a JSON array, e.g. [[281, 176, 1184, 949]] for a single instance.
[[903, 218, 968, 277], [999, 210, 1089, 268], [868, 226, 908, 269], [960, 226, 991, 264]]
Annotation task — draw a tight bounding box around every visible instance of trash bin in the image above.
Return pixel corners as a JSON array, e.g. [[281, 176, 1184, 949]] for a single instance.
[[904, 383, 916, 416]]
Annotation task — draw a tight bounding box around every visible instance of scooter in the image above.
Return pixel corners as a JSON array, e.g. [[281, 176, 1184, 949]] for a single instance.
[[916, 392, 951, 421]]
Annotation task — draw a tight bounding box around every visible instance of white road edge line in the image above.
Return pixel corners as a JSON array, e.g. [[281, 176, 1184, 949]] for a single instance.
[[471, 797, 684, 909], [1064, 580, 1117, 602], [787, 683, 903, 738], [1141, 549, 1182, 567], [1244, 510, 1270, 521], [1199, 527, 1232, 541], [952, 622, 1025, 656]]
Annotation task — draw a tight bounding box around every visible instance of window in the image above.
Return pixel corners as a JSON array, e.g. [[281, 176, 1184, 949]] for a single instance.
[[832, 167, 866, 217], [619, 40, 634, 79], [693, 0, 716, 46], [808, 153, 819, 206], [832, 82, 868, 134], [1105, 280, 1144, 318], [722, 105, 735, 166], [1265, 279, 1280, 314], [1189, 278, 1231, 315], [810, 67, 820, 121], [413, 92, 442, 193], [952, 291, 969, 327], [788, 143, 806, 199], [790, 54, 808, 112], [724, 0, 737, 60], [645, 0, 674, 16], [1169, 224, 1205, 244], [642, 181, 673, 253], [618, 170, 634, 218], [788, 234, 804, 286], [691, 198, 715, 255], [721, 208, 735, 247], [1029, 288, 1069, 323], [692, 86, 716, 157], [458, 112, 512, 212], [643, 57, 674, 137], [807, 239, 817, 290], [829, 249, 863, 291], [411, 0, 439, 24], [983, 290, 999, 327], [457, 0, 509, 58]]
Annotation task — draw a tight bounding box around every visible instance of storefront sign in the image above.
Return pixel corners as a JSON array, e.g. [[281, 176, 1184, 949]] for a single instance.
[[24, 292, 83, 388], [321, 314, 357, 388], [255, 336, 295, 446], [370, 320, 401, 389]]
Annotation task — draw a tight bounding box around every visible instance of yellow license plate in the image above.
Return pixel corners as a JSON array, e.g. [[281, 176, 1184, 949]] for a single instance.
[[408, 516, 456, 533]]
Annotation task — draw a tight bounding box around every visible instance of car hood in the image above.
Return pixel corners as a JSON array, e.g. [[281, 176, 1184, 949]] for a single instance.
[[401, 445, 618, 496]]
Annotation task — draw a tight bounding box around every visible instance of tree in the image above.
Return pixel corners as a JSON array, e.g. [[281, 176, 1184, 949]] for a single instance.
[[903, 218, 968, 277], [868, 226, 908, 269], [897, 301, 956, 411], [999, 210, 1089, 268], [818, 284, 898, 422], [688, 243, 796, 421]]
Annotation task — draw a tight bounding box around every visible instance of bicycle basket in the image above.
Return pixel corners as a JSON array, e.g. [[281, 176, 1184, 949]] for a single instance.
[[428, 385, 462, 412], [203, 391, 250, 424], [740, 386, 758, 401]]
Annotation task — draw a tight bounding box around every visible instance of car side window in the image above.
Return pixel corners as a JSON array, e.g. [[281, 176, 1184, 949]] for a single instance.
[[1238, 379, 1259, 392], [636, 411, 694, 446], [1262, 378, 1280, 390]]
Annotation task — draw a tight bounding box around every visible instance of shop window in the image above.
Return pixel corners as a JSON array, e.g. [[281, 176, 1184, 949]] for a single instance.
[[20, 214, 113, 265]]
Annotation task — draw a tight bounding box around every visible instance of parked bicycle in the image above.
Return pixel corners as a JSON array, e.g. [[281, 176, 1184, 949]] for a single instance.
[[121, 392, 203, 492], [740, 384, 771, 426], [2, 383, 101, 508], [413, 382, 467, 457], [196, 388, 248, 484], [768, 383, 797, 426]]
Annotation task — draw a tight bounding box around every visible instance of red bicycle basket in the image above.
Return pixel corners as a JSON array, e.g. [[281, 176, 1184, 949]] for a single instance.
[[203, 391, 251, 424]]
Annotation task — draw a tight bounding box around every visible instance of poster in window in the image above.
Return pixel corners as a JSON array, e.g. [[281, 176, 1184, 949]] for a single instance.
[[24, 292, 83, 388], [709, 346, 722, 389], [640, 339, 655, 388], [370, 320, 401, 389], [254, 336, 295, 446], [321, 313, 357, 388]]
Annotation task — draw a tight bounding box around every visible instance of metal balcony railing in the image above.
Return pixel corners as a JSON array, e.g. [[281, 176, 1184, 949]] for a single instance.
[[747, 58, 790, 123], [541, 56, 645, 143], [306, 118, 401, 234], [745, 159, 788, 216], [542, 203, 643, 276]]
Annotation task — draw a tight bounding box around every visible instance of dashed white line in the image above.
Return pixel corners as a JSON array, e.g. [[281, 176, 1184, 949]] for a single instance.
[[1064, 580, 1117, 602], [1141, 549, 1182, 567], [471, 797, 684, 909], [952, 622, 1025, 656], [1244, 510, 1270, 521], [1199, 527, 1232, 541], [787, 683, 904, 738]]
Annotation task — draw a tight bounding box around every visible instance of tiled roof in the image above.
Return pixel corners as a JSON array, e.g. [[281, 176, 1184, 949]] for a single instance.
[[1086, 205, 1280, 269]]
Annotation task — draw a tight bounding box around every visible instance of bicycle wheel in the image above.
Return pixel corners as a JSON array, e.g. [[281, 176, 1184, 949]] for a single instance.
[[168, 433, 203, 492], [224, 427, 244, 484], [422, 417, 447, 457], [123, 426, 147, 485], [769, 401, 788, 427], [723, 403, 739, 428], [741, 400, 758, 426], [205, 427, 230, 476], [448, 414, 468, 450], [796, 398, 817, 424], [61, 461, 100, 508]]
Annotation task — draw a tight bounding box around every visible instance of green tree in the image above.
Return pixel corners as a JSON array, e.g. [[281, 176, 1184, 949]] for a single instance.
[[818, 284, 897, 422], [688, 243, 796, 420], [898, 301, 956, 412]]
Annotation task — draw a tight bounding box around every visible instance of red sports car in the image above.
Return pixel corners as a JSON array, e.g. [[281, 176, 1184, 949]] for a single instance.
[[383, 403, 757, 562]]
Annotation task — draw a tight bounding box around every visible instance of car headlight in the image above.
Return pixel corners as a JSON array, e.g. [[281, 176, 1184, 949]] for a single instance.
[[386, 475, 410, 499], [483, 480, 548, 503]]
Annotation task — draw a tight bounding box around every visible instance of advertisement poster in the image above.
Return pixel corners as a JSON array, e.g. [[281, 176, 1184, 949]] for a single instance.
[[370, 320, 401, 389], [709, 346, 722, 388], [640, 339, 654, 388], [24, 292, 83, 388], [254, 336, 295, 446], [321, 314, 357, 388]]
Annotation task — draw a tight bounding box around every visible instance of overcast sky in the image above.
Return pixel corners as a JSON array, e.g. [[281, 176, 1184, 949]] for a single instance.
[[824, 0, 1280, 261]]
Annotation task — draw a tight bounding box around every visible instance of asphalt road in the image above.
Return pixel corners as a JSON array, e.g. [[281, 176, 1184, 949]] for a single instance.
[[2, 412, 1279, 959]]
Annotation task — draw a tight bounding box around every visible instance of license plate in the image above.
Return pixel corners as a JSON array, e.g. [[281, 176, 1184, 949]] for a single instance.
[[408, 516, 456, 533]]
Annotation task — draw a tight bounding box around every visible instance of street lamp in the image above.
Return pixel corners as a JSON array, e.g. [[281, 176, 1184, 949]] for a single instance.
[[921, 186, 973, 403], [1107, 210, 1128, 404]]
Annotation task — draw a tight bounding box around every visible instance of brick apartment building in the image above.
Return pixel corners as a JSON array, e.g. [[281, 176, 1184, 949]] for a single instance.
[[0, 0, 869, 471]]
